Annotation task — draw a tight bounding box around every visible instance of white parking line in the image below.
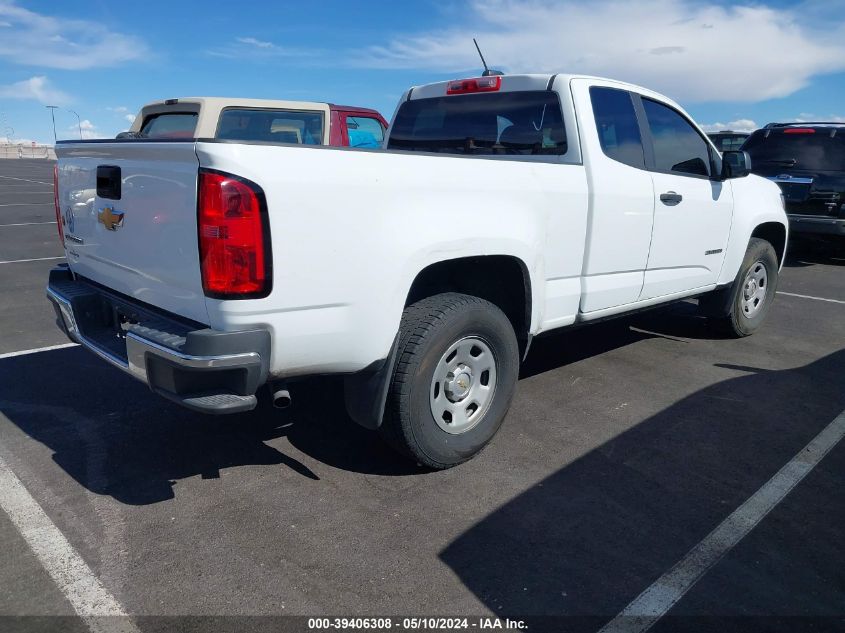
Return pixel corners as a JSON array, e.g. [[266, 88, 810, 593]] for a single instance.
[[777, 291, 845, 305], [0, 175, 52, 185], [0, 256, 65, 265], [0, 453, 140, 633], [0, 221, 57, 227], [0, 343, 78, 359], [0, 202, 53, 207], [598, 409, 845, 633]]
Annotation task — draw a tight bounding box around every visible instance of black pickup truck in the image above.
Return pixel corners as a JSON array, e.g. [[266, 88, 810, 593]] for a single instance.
[[743, 122, 845, 240]]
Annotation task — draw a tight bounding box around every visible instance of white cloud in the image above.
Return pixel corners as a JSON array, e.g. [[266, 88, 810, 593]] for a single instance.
[[793, 113, 845, 123], [0, 1, 148, 69], [67, 118, 102, 140], [700, 119, 759, 133], [105, 106, 136, 125], [700, 114, 845, 133], [354, 0, 845, 103], [207, 37, 323, 60], [0, 75, 70, 105], [236, 36, 274, 49]]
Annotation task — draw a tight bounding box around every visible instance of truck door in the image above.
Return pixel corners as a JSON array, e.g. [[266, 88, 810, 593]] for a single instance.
[[571, 81, 655, 313], [636, 96, 733, 299]]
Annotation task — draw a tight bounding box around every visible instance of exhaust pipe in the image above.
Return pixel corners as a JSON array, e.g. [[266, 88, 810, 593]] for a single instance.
[[271, 386, 292, 409]]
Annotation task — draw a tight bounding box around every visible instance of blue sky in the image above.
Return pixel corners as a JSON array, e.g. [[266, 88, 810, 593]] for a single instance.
[[1, 0, 844, 144]]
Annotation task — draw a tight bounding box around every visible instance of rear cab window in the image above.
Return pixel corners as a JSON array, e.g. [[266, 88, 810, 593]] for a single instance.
[[388, 91, 567, 157], [139, 113, 198, 139], [216, 108, 324, 144], [743, 128, 845, 173]]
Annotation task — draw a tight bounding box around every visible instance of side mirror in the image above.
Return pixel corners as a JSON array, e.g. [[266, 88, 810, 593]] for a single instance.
[[721, 150, 751, 179]]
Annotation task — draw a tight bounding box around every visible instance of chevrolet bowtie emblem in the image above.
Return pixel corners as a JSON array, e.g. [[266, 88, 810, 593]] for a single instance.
[[98, 207, 125, 231]]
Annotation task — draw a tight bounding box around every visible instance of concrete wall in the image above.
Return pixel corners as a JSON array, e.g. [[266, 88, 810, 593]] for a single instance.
[[0, 144, 57, 160]]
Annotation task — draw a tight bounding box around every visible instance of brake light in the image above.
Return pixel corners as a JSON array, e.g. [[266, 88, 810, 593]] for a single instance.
[[198, 169, 271, 298], [53, 164, 64, 244], [784, 128, 816, 134], [446, 76, 502, 95]]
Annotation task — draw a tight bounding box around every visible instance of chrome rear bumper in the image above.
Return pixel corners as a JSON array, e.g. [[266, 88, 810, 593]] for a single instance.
[[46, 266, 270, 414]]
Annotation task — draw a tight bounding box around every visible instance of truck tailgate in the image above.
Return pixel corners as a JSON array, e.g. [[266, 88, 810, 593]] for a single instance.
[[56, 142, 208, 324]]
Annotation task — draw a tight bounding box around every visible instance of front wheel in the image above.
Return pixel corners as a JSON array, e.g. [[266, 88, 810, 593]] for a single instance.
[[711, 238, 779, 337], [380, 293, 520, 469]]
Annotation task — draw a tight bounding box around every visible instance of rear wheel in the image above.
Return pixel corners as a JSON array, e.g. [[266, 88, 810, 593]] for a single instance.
[[380, 293, 519, 469], [710, 238, 779, 337]]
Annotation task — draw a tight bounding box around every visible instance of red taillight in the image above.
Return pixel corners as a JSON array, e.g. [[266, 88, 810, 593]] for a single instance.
[[53, 164, 64, 244], [446, 76, 502, 95], [784, 128, 816, 134], [198, 169, 271, 298]]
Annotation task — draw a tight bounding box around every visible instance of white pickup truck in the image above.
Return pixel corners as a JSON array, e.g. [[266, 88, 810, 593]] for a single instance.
[[49, 73, 787, 468]]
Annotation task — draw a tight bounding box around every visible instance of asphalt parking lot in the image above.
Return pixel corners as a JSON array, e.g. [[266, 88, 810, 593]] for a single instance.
[[0, 158, 843, 632]]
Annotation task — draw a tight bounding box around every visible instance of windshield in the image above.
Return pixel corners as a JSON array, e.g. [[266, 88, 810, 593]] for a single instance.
[[388, 91, 567, 156], [743, 129, 845, 172]]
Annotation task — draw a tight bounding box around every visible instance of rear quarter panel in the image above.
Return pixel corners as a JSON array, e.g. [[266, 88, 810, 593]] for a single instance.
[[195, 142, 588, 377]]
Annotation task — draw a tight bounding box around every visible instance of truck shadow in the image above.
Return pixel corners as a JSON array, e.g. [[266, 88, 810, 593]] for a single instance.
[[0, 347, 312, 504], [520, 319, 659, 379], [438, 349, 845, 627], [0, 347, 421, 505], [626, 300, 732, 341], [0, 305, 732, 505], [783, 236, 845, 268]]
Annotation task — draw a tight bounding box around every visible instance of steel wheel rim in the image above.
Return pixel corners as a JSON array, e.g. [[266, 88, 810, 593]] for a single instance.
[[430, 336, 497, 435], [741, 260, 768, 317]]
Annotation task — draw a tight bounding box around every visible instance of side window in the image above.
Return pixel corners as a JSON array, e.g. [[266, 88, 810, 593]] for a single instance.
[[589, 86, 645, 169], [642, 98, 711, 177], [346, 116, 385, 148]]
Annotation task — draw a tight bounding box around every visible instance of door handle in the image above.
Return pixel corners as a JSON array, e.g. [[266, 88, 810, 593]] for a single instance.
[[660, 191, 683, 205]]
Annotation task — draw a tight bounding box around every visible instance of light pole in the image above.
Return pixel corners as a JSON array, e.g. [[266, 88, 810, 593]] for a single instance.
[[67, 109, 82, 139], [45, 105, 58, 144]]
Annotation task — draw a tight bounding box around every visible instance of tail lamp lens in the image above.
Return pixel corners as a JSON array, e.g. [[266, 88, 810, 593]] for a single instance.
[[198, 170, 271, 298], [53, 164, 64, 244]]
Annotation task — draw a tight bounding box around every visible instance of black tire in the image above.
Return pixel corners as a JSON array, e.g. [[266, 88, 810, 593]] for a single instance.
[[711, 238, 779, 337], [380, 293, 520, 469]]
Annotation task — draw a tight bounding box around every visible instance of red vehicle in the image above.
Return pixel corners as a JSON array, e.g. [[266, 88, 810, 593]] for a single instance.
[[328, 104, 389, 148], [121, 97, 388, 148]]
